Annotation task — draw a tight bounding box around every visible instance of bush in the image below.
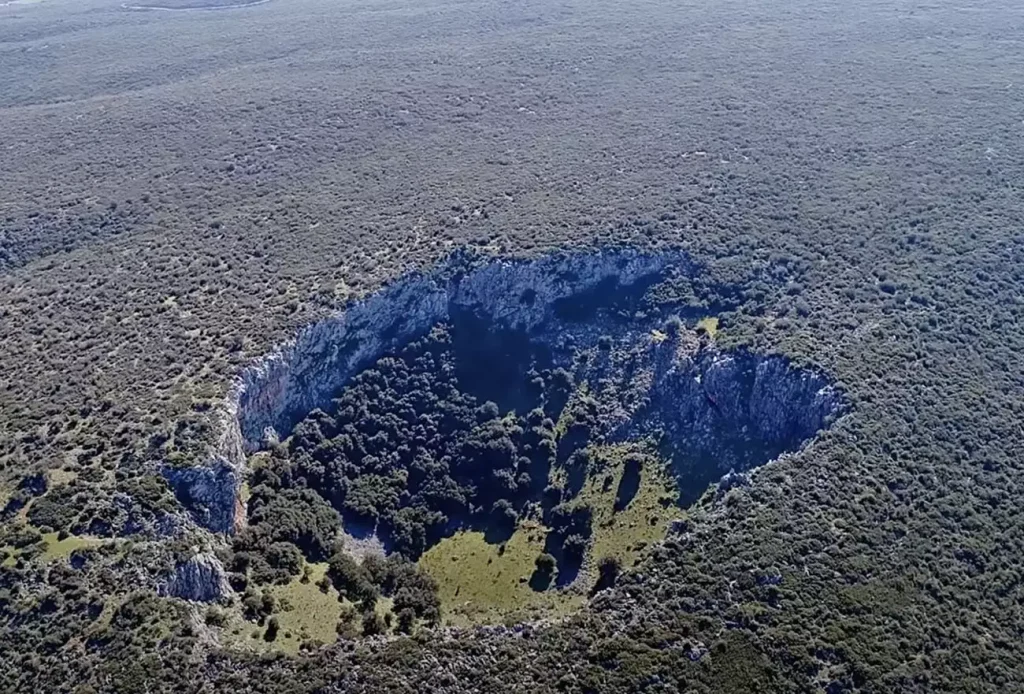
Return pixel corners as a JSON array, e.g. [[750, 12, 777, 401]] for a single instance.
[[361, 611, 386, 636], [264, 616, 280, 642], [535, 553, 556, 576], [594, 556, 621, 593]]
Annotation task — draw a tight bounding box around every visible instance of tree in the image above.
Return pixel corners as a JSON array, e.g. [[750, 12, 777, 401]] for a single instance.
[[361, 611, 386, 636], [593, 555, 621, 594], [663, 314, 684, 339], [327, 552, 374, 602], [396, 607, 416, 634], [535, 553, 556, 576], [264, 616, 280, 642]]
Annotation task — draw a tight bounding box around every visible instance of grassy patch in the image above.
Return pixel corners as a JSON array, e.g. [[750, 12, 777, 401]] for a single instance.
[[222, 561, 400, 654], [40, 532, 106, 561], [48, 468, 79, 487], [576, 444, 681, 585], [419, 524, 583, 626], [696, 316, 719, 338], [419, 444, 680, 625], [266, 562, 342, 653]]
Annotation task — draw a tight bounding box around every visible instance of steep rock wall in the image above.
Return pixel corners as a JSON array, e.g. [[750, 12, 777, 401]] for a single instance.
[[169, 248, 691, 533], [158, 552, 232, 603], [648, 345, 842, 501]]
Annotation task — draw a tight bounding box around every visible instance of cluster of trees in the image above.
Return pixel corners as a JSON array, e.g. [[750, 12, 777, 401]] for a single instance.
[[229, 485, 342, 587], [326, 552, 440, 634], [256, 324, 603, 567]]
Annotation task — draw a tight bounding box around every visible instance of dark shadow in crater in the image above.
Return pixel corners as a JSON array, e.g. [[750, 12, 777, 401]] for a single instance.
[[614, 457, 642, 512], [212, 248, 845, 595]]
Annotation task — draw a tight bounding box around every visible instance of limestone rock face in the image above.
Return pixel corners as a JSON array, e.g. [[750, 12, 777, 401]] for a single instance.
[[166, 247, 844, 534], [169, 248, 689, 533], [159, 552, 232, 603], [163, 462, 244, 535], [653, 348, 841, 461]]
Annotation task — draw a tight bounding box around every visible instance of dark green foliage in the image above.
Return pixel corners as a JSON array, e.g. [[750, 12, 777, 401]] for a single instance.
[[530, 552, 557, 591], [387, 559, 441, 626], [614, 456, 643, 512], [663, 314, 683, 338], [361, 611, 385, 636], [326, 551, 440, 630], [592, 556, 621, 594], [234, 486, 341, 577], [262, 323, 608, 562], [264, 616, 280, 642], [326, 553, 375, 604], [535, 553, 556, 576], [2, 1, 1024, 691], [547, 501, 593, 544], [395, 607, 416, 634]]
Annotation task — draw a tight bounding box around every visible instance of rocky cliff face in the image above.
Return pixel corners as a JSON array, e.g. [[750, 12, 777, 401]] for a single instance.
[[166, 247, 843, 533], [168, 248, 690, 533], [158, 552, 232, 603], [647, 343, 843, 501], [162, 461, 245, 536]]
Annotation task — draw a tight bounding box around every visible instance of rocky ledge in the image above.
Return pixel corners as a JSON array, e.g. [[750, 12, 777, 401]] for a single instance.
[[165, 247, 844, 533]]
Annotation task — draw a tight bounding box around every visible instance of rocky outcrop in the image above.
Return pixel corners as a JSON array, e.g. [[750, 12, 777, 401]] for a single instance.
[[162, 461, 244, 536], [168, 246, 844, 533], [571, 328, 844, 502], [650, 346, 842, 475], [159, 552, 232, 603], [171, 247, 690, 533], [162, 378, 249, 533]]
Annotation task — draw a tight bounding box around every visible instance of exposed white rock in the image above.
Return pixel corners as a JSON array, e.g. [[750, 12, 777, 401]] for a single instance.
[[158, 551, 232, 603]]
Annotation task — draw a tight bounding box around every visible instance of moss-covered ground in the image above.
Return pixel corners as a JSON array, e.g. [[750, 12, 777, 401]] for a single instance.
[[223, 561, 397, 654], [419, 521, 583, 627], [40, 531, 106, 560], [577, 444, 681, 582]]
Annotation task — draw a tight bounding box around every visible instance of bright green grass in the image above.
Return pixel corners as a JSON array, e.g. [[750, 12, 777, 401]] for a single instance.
[[419, 443, 680, 625], [222, 561, 398, 654], [1, 531, 107, 566], [419, 521, 584, 626]]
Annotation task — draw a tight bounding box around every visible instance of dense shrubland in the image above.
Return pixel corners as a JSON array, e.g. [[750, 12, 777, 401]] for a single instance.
[[3, 0, 1024, 691]]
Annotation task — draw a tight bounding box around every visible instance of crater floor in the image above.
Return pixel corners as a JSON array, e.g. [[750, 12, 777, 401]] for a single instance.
[[169, 248, 844, 631]]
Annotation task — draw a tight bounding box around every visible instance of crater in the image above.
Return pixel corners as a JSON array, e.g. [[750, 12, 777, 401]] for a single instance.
[[168, 247, 844, 625]]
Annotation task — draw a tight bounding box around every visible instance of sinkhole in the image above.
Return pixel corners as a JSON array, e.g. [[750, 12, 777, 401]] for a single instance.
[[172, 247, 844, 605]]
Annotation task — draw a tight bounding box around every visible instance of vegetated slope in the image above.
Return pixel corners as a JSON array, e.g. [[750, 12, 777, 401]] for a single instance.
[[219, 255, 840, 632], [1, 0, 1024, 692]]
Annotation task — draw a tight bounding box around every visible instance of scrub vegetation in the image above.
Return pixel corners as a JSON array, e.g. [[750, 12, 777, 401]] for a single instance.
[[1, 0, 1023, 692]]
